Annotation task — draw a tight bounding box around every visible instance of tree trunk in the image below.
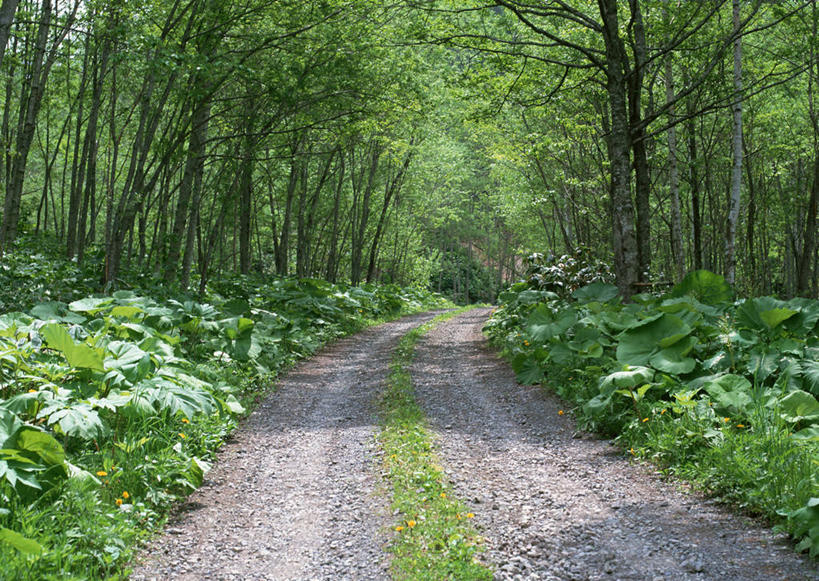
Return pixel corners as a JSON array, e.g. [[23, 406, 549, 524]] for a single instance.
[[600, 0, 639, 299], [665, 55, 684, 281], [628, 0, 651, 281], [725, 0, 743, 286], [0, 0, 18, 69]]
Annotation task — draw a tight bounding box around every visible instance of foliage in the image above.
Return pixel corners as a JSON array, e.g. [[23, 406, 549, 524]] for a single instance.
[[485, 270, 819, 556], [379, 308, 492, 580], [522, 249, 614, 298], [0, 265, 451, 578]]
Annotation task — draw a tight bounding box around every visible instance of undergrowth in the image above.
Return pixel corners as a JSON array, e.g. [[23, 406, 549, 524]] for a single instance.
[[378, 307, 493, 580], [485, 265, 819, 559], [0, 238, 453, 579]]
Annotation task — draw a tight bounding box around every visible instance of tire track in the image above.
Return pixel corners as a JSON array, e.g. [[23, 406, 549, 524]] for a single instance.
[[411, 308, 817, 581], [130, 311, 440, 581]]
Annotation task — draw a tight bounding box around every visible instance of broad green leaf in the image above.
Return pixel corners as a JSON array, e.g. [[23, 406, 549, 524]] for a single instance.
[[511, 353, 545, 384], [223, 395, 245, 415], [69, 297, 114, 314], [736, 297, 798, 332], [40, 324, 104, 371], [779, 390, 819, 424], [44, 404, 105, 440], [759, 308, 798, 330], [600, 367, 654, 392], [0, 409, 23, 448], [0, 527, 44, 555], [703, 374, 753, 416], [649, 336, 698, 374], [110, 305, 144, 319], [800, 360, 819, 397], [572, 282, 619, 303], [16, 429, 64, 465], [790, 426, 819, 443], [668, 270, 732, 305], [616, 314, 691, 366]]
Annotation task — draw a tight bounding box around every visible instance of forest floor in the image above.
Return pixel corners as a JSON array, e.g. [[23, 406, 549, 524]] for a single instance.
[[130, 309, 818, 581]]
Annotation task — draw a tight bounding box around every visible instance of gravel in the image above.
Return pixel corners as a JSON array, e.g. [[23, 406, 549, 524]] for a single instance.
[[129, 312, 440, 581], [411, 308, 818, 581]]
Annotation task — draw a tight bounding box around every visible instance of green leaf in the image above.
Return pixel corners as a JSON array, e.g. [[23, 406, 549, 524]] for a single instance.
[[790, 426, 819, 443], [16, 429, 65, 466], [511, 353, 545, 384], [109, 305, 144, 319], [40, 323, 104, 371], [736, 297, 798, 332], [0, 409, 23, 449], [779, 390, 819, 424], [69, 297, 114, 314], [572, 282, 619, 304], [0, 527, 44, 555], [703, 374, 753, 416], [649, 336, 697, 375], [526, 305, 575, 342], [45, 404, 105, 440], [615, 314, 691, 366], [600, 367, 654, 393], [668, 270, 732, 305]]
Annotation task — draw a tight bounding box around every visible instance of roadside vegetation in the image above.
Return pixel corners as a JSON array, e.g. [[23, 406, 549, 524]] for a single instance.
[[379, 307, 492, 580], [0, 238, 450, 580], [485, 254, 819, 559]]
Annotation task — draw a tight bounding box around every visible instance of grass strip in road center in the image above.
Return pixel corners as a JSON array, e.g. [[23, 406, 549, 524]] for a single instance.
[[378, 307, 493, 580]]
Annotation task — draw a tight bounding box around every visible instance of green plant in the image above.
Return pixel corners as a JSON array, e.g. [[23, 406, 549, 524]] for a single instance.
[[379, 308, 492, 580]]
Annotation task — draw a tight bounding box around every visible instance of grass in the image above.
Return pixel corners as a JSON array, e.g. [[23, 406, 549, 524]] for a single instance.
[[377, 307, 493, 580]]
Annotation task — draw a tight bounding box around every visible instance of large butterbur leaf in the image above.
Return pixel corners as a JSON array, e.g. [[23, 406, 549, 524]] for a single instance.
[[736, 296, 798, 332], [779, 390, 819, 424], [668, 270, 733, 305], [703, 374, 753, 416], [649, 336, 698, 374], [572, 282, 619, 304], [40, 323, 104, 371], [511, 353, 545, 384], [615, 314, 691, 366]]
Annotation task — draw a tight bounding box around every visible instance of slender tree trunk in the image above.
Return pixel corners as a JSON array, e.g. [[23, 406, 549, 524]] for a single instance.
[[325, 154, 345, 282], [628, 0, 651, 281], [600, 0, 639, 298], [725, 0, 743, 286], [0, 0, 18, 68], [665, 56, 684, 281], [350, 142, 380, 285], [367, 146, 412, 282]]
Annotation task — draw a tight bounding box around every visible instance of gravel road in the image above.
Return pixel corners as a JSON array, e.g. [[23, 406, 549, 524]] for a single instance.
[[130, 308, 818, 581], [411, 308, 818, 581], [129, 312, 439, 581]]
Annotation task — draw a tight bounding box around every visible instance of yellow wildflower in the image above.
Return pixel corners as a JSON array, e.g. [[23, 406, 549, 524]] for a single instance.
[[115, 499, 123, 506], [122, 491, 130, 499], [558, 410, 565, 416], [179, 433, 187, 439], [466, 513, 475, 518], [28, 389, 37, 393], [723, 417, 729, 423], [440, 493, 446, 499], [523, 340, 530, 346], [660, 409, 667, 415], [407, 520, 416, 528], [395, 526, 404, 532], [736, 424, 745, 428], [642, 417, 649, 423], [96, 471, 108, 477], [181, 418, 190, 424]]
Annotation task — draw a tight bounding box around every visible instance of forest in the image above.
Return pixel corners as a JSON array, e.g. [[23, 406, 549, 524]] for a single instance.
[[0, 0, 814, 304], [0, 0, 818, 578]]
